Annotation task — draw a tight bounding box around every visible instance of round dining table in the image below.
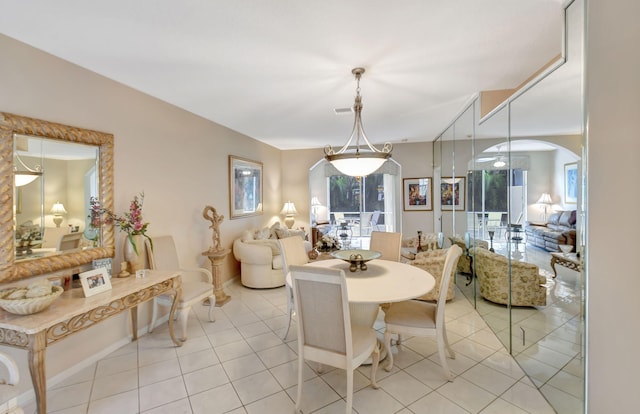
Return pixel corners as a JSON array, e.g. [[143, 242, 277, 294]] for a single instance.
[[302, 257, 436, 328]]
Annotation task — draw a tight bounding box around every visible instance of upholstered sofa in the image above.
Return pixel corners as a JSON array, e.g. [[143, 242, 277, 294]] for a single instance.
[[411, 247, 460, 301], [470, 247, 546, 307], [233, 222, 311, 288], [524, 210, 576, 252]]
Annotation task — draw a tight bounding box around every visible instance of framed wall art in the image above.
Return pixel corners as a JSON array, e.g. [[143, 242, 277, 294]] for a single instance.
[[403, 178, 432, 211], [440, 177, 466, 211], [564, 162, 578, 204], [229, 156, 263, 219], [79, 267, 112, 297]]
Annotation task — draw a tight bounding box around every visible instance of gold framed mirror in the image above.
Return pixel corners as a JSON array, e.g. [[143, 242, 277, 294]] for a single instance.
[[0, 112, 114, 283]]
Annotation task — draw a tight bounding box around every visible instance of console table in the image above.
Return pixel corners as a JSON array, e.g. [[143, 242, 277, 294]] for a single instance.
[[0, 270, 183, 414]]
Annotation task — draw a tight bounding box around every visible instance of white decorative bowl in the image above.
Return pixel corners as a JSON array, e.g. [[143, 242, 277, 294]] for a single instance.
[[559, 244, 573, 254], [0, 285, 64, 315]]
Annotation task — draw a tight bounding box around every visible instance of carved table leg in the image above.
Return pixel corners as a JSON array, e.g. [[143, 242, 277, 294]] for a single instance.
[[28, 331, 47, 414], [550, 256, 558, 278], [167, 281, 183, 346], [130, 306, 138, 341]]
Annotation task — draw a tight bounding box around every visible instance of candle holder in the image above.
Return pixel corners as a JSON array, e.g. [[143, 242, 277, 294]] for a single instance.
[[488, 230, 495, 252], [416, 230, 423, 252]]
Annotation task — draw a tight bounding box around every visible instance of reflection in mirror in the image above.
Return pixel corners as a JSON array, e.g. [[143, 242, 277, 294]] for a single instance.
[[436, 1, 584, 412], [14, 134, 100, 261], [1, 112, 114, 283]]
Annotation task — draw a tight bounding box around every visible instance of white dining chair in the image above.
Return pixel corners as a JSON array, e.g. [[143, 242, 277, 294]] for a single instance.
[[0, 352, 23, 414], [146, 235, 215, 341], [278, 235, 309, 339], [290, 264, 379, 414], [383, 244, 462, 381], [370, 231, 402, 261]]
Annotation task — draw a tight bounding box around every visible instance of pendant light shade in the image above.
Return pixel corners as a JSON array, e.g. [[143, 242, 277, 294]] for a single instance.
[[324, 68, 392, 177]]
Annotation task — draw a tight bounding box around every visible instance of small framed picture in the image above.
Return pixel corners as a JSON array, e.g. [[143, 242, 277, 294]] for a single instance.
[[403, 178, 432, 211], [92, 258, 113, 278], [79, 267, 112, 297], [440, 177, 466, 211]]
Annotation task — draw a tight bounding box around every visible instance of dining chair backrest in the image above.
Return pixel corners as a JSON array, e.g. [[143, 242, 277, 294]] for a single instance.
[[56, 232, 82, 251], [290, 265, 350, 357], [333, 212, 345, 225], [370, 231, 402, 261], [278, 235, 309, 275], [147, 235, 180, 270], [437, 245, 463, 316]]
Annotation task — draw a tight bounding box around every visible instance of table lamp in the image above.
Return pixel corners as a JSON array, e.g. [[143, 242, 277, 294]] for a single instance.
[[50, 202, 67, 227], [280, 201, 298, 229]]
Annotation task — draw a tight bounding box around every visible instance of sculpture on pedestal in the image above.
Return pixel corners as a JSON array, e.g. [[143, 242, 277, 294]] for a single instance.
[[202, 205, 224, 253], [201, 205, 231, 306]]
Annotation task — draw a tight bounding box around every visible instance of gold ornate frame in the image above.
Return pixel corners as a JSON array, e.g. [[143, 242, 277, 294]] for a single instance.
[[0, 112, 115, 283]]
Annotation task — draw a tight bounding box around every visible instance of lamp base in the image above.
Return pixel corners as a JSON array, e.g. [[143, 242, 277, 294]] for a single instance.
[[284, 216, 295, 229], [53, 216, 63, 228]]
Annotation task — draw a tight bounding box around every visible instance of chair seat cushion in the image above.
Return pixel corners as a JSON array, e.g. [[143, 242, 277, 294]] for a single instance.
[[384, 300, 436, 329], [180, 281, 213, 303]]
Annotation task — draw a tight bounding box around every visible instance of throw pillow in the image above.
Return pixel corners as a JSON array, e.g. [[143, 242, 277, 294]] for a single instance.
[[269, 222, 281, 239], [246, 239, 280, 255], [241, 230, 254, 243], [275, 227, 291, 239], [254, 227, 270, 240]]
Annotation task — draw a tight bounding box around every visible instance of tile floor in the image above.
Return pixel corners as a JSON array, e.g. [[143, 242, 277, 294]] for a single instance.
[[22, 271, 570, 414]]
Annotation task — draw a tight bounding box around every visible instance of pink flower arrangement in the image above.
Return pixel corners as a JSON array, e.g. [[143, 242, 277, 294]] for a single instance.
[[98, 192, 152, 255]]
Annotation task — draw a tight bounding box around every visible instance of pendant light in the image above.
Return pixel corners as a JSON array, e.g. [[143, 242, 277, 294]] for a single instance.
[[324, 68, 392, 177]]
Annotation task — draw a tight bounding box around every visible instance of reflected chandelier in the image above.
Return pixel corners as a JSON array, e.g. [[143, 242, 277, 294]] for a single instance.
[[324, 68, 392, 177]]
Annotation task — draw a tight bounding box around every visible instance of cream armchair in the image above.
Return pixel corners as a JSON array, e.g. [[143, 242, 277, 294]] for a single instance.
[[233, 225, 312, 288], [233, 238, 285, 288], [470, 247, 546, 306], [411, 248, 457, 301]]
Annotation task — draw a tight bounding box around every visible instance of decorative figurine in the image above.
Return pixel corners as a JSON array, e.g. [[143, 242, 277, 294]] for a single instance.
[[202, 205, 224, 254]]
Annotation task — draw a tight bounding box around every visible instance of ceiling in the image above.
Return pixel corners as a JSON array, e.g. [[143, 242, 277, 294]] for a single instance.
[[0, 0, 576, 151]]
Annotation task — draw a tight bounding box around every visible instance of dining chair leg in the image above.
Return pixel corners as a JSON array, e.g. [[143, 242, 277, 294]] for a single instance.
[[442, 326, 455, 359], [437, 333, 454, 381], [370, 343, 380, 389], [207, 295, 216, 322], [283, 284, 293, 340], [179, 307, 190, 341], [346, 369, 354, 414], [295, 354, 304, 414], [383, 331, 395, 372]]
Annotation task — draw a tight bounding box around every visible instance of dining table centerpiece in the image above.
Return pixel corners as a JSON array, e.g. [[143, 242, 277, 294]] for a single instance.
[[316, 234, 341, 252]]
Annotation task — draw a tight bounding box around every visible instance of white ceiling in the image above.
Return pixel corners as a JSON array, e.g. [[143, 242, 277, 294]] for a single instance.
[[0, 0, 577, 150]]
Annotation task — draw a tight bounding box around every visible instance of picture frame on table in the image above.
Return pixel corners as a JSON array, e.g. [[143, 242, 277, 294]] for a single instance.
[[440, 177, 466, 211], [79, 267, 112, 297], [564, 162, 578, 204], [403, 178, 432, 211], [229, 155, 263, 219]]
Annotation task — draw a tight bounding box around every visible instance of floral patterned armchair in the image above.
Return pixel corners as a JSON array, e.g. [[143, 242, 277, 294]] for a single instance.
[[470, 247, 546, 306], [410, 247, 460, 301], [449, 236, 488, 274]]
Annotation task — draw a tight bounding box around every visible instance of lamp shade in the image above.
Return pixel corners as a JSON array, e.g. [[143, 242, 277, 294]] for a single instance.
[[310, 196, 321, 207], [536, 193, 553, 204], [280, 201, 298, 216], [50, 202, 67, 215], [14, 171, 41, 187], [329, 155, 387, 177]]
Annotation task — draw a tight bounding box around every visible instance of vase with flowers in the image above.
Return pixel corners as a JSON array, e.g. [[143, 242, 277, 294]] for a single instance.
[[316, 234, 341, 253], [103, 192, 152, 273]]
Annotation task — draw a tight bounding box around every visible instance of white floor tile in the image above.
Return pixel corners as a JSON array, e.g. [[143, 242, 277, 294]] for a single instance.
[[231, 370, 282, 405], [139, 376, 188, 412], [189, 383, 242, 414], [87, 389, 138, 414], [183, 363, 229, 396]]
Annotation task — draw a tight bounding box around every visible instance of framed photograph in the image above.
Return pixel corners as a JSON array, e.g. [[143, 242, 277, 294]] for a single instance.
[[440, 177, 466, 211], [79, 267, 112, 297], [403, 178, 432, 211], [564, 162, 578, 204], [92, 258, 112, 278], [229, 156, 263, 219]]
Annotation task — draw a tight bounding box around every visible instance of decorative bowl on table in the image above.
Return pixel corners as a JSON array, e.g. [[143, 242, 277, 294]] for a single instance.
[[330, 249, 381, 272], [0, 284, 64, 315], [558, 244, 573, 255]]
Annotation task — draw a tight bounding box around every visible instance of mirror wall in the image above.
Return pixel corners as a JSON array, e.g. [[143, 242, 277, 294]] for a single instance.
[[432, 0, 584, 412], [0, 113, 115, 283]]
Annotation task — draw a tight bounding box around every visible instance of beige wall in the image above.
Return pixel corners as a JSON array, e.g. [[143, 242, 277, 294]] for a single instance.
[[0, 34, 283, 394], [586, 0, 640, 411]]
